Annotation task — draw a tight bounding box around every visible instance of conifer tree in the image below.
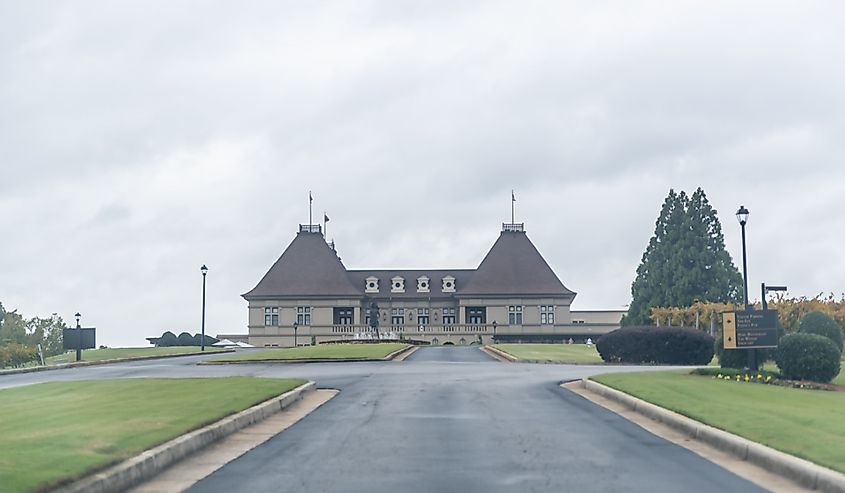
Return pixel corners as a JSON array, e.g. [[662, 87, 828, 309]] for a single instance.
[[623, 188, 743, 326]]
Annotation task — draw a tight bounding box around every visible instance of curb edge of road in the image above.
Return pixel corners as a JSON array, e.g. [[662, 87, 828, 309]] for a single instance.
[[578, 378, 845, 493], [390, 345, 419, 361], [52, 381, 316, 493], [481, 345, 517, 362], [0, 350, 237, 377]]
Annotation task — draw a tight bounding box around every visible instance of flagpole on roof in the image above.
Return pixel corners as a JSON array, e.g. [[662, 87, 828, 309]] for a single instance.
[[511, 190, 515, 224], [323, 211, 327, 238], [309, 191, 313, 227]]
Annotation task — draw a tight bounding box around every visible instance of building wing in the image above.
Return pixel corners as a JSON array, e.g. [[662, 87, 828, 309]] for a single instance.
[[458, 228, 576, 297], [242, 229, 361, 299]]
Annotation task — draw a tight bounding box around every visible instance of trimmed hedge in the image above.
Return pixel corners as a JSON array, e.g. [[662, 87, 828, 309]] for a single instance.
[[799, 311, 843, 352], [596, 326, 714, 365], [775, 333, 841, 383]]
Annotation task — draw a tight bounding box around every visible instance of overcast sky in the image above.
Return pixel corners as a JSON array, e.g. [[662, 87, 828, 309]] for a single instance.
[[2, 1, 844, 346]]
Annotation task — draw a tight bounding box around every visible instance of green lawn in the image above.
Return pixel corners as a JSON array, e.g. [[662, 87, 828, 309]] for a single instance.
[[45, 346, 227, 365], [0, 377, 305, 492], [592, 371, 845, 473], [492, 343, 603, 363], [209, 343, 409, 362]]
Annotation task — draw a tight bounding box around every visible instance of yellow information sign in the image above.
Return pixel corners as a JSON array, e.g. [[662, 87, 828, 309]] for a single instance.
[[723, 312, 737, 349]]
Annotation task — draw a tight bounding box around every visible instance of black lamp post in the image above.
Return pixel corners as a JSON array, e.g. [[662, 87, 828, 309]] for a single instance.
[[492, 320, 497, 344], [200, 265, 208, 351], [74, 312, 82, 362], [293, 321, 299, 347], [736, 206, 755, 370]]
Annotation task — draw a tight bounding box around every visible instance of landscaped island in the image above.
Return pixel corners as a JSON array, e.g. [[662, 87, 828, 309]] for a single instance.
[[0, 377, 305, 492], [207, 343, 409, 363], [491, 343, 603, 364], [592, 371, 845, 473]]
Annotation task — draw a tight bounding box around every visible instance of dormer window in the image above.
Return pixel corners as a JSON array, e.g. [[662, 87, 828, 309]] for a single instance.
[[417, 276, 430, 293], [365, 276, 379, 293], [391, 276, 405, 293], [442, 276, 456, 293]]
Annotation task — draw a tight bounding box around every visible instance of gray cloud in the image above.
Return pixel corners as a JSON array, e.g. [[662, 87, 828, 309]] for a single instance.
[[1, 1, 844, 345]]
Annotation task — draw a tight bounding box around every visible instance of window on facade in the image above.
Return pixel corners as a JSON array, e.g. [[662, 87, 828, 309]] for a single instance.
[[296, 306, 311, 325], [365, 277, 379, 293], [333, 307, 353, 325], [417, 308, 430, 325], [391, 308, 405, 326], [391, 277, 405, 293], [508, 305, 523, 325], [264, 307, 279, 326], [417, 276, 430, 292], [442, 276, 456, 293], [467, 306, 486, 325], [442, 307, 456, 325], [540, 305, 555, 325]]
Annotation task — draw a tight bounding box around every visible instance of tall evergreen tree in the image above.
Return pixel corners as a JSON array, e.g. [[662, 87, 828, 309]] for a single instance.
[[623, 188, 743, 326]]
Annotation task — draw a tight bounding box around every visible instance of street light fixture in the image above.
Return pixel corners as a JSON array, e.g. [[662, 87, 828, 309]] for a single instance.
[[293, 321, 299, 347], [736, 206, 756, 371], [200, 265, 208, 352], [492, 320, 497, 344], [74, 312, 82, 361]]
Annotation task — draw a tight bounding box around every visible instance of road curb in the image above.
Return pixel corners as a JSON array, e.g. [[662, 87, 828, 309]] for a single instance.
[[0, 350, 236, 377], [481, 345, 517, 362], [580, 379, 845, 492], [390, 345, 419, 361], [52, 381, 315, 493]]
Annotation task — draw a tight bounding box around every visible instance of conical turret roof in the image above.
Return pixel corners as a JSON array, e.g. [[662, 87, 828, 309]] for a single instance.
[[459, 230, 575, 297], [242, 231, 361, 299]]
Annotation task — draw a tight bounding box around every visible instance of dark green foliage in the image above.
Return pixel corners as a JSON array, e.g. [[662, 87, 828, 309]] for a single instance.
[[194, 334, 218, 346], [1, 302, 68, 358], [176, 332, 196, 346], [156, 331, 178, 347], [776, 333, 841, 383], [597, 326, 715, 365], [623, 188, 743, 326], [799, 311, 843, 352]]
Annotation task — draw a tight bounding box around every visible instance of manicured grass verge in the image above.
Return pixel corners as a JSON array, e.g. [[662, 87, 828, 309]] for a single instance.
[[209, 343, 409, 362], [0, 377, 305, 492], [591, 371, 845, 473], [46, 346, 227, 364], [493, 343, 603, 363]]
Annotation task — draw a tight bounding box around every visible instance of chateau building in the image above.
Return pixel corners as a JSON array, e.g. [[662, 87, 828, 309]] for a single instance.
[[243, 223, 624, 347]]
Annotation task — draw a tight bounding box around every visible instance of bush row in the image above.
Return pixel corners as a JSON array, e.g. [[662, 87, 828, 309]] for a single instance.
[[155, 331, 218, 347], [596, 326, 714, 365]]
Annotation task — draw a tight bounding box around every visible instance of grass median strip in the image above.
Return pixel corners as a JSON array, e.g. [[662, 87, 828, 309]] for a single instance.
[[45, 346, 228, 365], [591, 371, 845, 473], [208, 343, 408, 362], [492, 343, 603, 363], [0, 377, 305, 493]]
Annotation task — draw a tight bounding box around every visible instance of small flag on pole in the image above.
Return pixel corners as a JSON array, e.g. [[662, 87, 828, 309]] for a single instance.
[[324, 213, 330, 223], [512, 190, 515, 202]]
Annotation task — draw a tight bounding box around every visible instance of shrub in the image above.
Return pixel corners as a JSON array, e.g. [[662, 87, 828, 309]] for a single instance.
[[193, 333, 218, 346], [176, 332, 196, 346], [798, 311, 843, 352], [156, 331, 178, 347], [596, 326, 714, 365], [775, 333, 841, 383], [0, 343, 39, 368]]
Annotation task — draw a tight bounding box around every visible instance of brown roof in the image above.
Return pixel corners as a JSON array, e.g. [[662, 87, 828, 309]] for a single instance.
[[346, 269, 474, 299], [458, 230, 576, 297], [242, 231, 362, 299]]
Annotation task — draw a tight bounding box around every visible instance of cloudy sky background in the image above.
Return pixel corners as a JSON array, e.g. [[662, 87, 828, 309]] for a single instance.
[[2, 1, 844, 346]]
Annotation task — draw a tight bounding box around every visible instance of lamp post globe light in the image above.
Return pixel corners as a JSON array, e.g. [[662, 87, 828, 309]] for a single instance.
[[74, 312, 82, 362], [492, 320, 498, 344], [200, 265, 208, 352], [293, 321, 299, 347], [735, 206, 756, 371]]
